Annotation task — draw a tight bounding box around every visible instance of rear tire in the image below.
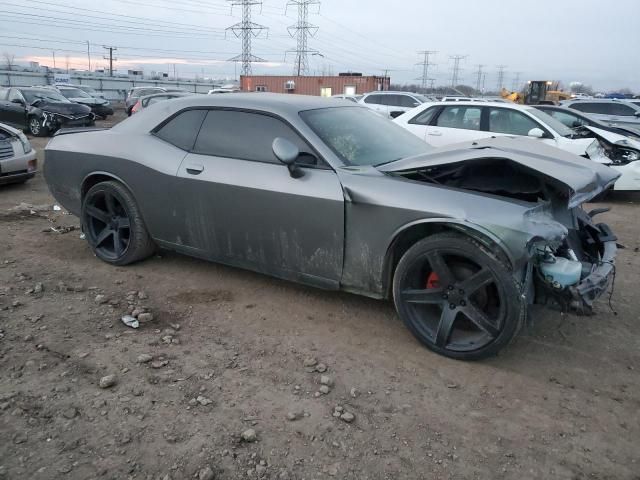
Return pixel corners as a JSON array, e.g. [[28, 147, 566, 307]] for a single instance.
[[392, 233, 524, 360], [81, 181, 155, 266]]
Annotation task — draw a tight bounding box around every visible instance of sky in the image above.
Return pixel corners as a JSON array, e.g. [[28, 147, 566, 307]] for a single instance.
[[1, 0, 639, 92]]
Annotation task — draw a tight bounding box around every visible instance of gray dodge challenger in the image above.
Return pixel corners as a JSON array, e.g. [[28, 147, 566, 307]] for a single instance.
[[44, 94, 620, 360]]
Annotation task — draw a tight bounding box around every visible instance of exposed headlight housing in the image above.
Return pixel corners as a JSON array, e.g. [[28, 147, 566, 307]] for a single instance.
[[609, 147, 640, 165]]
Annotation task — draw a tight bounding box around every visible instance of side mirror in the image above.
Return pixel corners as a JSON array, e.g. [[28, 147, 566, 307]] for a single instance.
[[572, 120, 583, 128], [527, 127, 545, 138], [390, 110, 404, 118], [11, 98, 24, 105], [272, 137, 304, 178], [634, 111, 640, 117]]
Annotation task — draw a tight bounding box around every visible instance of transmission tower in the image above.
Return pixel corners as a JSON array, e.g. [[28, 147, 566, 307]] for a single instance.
[[496, 65, 507, 92], [416, 50, 437, 91], [449, 55, 467, 87], [474, 64, 484, 93], [226, 0, 268, 77], [286, 0, 320, 76], [511, 71, 522, 91]]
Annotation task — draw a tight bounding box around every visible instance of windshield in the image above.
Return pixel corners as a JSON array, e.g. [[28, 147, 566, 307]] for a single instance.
[[21, 88, 70, 104], [78, 85, 97, 93], [60, 87, 91, 99], [413, 94, 434, 103], [300, 107, 433, 166], [527, 107, 573, 137]]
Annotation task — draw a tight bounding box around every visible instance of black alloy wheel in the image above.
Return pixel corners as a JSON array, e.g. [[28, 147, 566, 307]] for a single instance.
[[81, 181, 155, 265], [393, 233, 524, 360]]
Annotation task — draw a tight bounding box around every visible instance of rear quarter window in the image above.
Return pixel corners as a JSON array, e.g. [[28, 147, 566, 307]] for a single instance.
[[153, 109, 207, 150]]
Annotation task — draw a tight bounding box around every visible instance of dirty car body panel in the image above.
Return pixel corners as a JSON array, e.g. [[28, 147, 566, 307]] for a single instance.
[[44, 94, 620, 359]]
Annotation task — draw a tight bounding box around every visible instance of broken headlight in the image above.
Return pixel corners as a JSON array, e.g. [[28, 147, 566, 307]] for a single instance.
[[608, 146, 640, 165]]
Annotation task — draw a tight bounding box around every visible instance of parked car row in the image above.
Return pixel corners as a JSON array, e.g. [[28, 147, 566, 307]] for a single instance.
[[0, 86, 95, 136], [42, 92, 620, 361], [393, 100, 640, 191]]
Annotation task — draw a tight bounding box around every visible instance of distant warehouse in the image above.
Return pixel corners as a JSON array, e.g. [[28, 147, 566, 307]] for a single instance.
[[240, 73, 390, 96]]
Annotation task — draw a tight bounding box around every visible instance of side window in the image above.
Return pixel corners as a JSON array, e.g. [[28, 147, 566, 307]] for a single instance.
[[610, 103, 637, 116], [409, 106, 439, 125], [570, 102, 607, 114], [0, 88, 8, 100], [436, 106, 482, 130], [398, 95, 420, 108], [383, 94, 404, 107], [364, 94, 384, 105], [154, 109, 207, 150], [488, 108, 541, 136], [8, 89, 24, 103], [193, 110, 313, 165], [548, 110, 586, 128]]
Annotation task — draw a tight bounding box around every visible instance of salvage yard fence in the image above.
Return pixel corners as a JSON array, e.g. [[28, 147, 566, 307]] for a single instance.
[[0, 69, 219, 101]]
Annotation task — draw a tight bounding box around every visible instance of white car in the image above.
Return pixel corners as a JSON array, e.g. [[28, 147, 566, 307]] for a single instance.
[[394, 101, 639, 190], [358, 91, 434, 118]]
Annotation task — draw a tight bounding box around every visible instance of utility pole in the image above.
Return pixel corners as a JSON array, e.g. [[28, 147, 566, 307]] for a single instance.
[[226, 0, 268, 78], [86, 40, 91, 72], [474, 64, 484, 94], [286, 0, 320, 76], [52, 50, 56, 69], [103, 46, 117, 76], [511, 71, 521, 92], [428, 78, 436, 91], [449, 54, 467, 88], [416, 50, 437, 91], [496, 65, 507, 92]]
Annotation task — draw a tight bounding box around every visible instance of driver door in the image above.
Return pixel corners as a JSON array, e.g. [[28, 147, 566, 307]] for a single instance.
[[174, 109, 345, 287], [5, 89, 28, 129]]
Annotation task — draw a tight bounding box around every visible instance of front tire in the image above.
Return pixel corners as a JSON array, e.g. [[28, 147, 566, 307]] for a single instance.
[[81, 181, 155, 266], [28, 116, 49, 137], [392, 233, 524, 360]]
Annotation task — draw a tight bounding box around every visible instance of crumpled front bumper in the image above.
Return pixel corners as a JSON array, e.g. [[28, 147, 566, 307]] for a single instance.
[[569, 223, 617, 310]]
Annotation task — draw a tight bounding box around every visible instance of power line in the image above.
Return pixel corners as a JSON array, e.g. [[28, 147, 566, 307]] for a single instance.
[[496, 65, 507, 92], [449, 54, 467, 87], [226, 0, 269, 77], [511, 71, 522, 91], [474, 64, 484, 93], [286, 0, 320, 76], [416, 50, 437, 91], [103, 46, 117, 76]]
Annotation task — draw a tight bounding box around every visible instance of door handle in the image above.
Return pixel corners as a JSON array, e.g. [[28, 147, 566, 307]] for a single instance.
[[428, 130, 443, 136], [185, 163, 204, 175]]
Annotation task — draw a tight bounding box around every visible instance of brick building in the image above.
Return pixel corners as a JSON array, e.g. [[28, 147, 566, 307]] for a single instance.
[[239, 74, 390, 96]]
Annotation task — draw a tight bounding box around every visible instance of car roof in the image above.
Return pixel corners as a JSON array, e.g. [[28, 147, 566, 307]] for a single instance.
[[114, 93, 359, 132], [421, 100, 526, 109], [363, 91, 421, 95], [562, 98, 634, 104]]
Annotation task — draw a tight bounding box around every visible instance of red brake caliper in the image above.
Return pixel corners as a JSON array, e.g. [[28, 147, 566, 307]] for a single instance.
[[426, 272, 440, 289]]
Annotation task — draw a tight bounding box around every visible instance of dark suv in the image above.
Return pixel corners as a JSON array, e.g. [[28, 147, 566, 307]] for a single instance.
[[0, 87, 94, 136]]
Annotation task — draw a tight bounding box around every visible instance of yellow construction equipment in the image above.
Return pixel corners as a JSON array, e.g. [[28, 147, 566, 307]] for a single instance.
[[501, 81, 571, 105]]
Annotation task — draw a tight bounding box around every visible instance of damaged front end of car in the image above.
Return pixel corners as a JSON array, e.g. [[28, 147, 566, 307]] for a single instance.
[[380, 137, 621, 314]]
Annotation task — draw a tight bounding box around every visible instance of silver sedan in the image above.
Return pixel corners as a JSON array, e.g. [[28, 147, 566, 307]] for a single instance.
[[0, 122, 36, 185], [43, 94, 619, 360]]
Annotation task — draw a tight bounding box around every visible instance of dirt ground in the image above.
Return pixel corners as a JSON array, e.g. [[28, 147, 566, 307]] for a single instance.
[[1, 108, 639, 480]]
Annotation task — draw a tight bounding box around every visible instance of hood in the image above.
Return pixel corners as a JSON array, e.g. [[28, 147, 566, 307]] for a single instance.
[[0, 121, 23, 137], [584, 125, 640, 150], [378, 136, 621, 208], [31, 100, 92, 116], [69, 97, 107, 106], [554, 136, 593, 156]]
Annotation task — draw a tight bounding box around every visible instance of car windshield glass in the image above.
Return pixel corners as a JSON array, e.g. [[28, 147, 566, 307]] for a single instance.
[[60, 88, 91, 98], [300, 107, 433, 166], [413, 94, 432, 103], [21, 89, 70, 103], [527, 107, 573, 137], [79, 86, 96, 93]]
